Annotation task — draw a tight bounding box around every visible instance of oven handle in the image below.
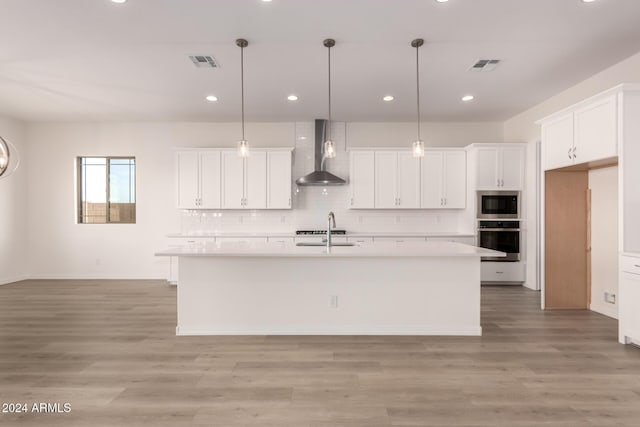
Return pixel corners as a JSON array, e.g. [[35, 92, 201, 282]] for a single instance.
[[477, 228, 521, 232]]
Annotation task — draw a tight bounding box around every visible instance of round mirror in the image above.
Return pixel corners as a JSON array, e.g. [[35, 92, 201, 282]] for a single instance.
[[0, 136, 9, 177]]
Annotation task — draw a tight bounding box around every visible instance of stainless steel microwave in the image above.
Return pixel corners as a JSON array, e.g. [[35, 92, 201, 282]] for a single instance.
[[477, 191, 520, 219]]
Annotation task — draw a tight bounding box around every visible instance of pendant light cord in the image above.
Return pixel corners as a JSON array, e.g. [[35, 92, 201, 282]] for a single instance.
[[327, 44, 332, 142], [416, 43, 421, 142], [241, 44, 245, 141]]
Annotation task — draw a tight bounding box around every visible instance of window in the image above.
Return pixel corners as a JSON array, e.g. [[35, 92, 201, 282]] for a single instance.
[[77, 157, 136, 224]]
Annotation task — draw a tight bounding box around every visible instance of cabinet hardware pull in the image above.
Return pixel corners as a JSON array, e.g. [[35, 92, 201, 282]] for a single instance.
[[568, 148, 572, 159], [573, 147, 577, 159], [350, 198, 354, 206], [288, 198, 291, 207], [444, 198, 447, 205], [496, 271, 504, 274], [635, 264, 640, 268]]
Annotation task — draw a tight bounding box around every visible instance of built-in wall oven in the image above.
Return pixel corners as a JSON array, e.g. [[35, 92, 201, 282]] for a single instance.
[[477, 191, 520, 219], [477, 221, 521, 262]]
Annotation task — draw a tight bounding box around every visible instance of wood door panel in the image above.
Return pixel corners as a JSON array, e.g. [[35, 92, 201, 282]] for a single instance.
[[545, 171, 588, 309]]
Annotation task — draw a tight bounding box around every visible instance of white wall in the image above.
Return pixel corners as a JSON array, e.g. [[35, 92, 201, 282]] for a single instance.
[[25, 120, 501, 280], [504, 50, 640, 291], [0, 115, 28, 285], [589, 166, 619, 319]]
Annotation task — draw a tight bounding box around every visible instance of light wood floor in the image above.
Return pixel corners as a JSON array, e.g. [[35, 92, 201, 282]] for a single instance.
[[1, 280, 639, 426]]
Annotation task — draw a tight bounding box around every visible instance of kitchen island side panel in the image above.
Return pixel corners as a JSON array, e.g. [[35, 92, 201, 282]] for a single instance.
[[177, 256, 481, 336]]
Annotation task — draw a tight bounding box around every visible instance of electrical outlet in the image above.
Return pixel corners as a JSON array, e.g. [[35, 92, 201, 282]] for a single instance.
[[330, 295, 338, 308], [604, 292, 616, 304]]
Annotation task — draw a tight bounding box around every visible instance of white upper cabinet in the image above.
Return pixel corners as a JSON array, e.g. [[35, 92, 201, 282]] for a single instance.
[[421, 150, 466, 209], [541, 112, 574, 170], [374, 152, 398, 209], [177, 150, 221, 209], [266, 151, 292, 209], [475, 146, 524, 191], [221, 151, 245, 209], [350, 151, 375, 208], [442, 151, 467, 209], [574, 95, 617, 164], [421, 152, 445, 209], [178, 149, 290, 210], [244, 151, 267, 209], [372, 151, 420, 209], [396, 152, 421, 209], [541, 93, 618, 171]]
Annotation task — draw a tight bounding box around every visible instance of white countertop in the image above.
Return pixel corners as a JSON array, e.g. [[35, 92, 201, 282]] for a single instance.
[[156, 241, 504, 258], [167, 231, 476, 239]]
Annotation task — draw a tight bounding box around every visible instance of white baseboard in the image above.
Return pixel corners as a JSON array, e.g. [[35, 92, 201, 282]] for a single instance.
[[25, 274, 167, 281], [176, 326, 483, 336], [0, 275, 29, 286], [590, 303, 618, 320]]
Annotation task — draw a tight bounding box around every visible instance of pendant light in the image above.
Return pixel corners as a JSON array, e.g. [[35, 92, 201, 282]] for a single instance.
[[236, 38, 249, 158], [0, 136, 20, 179], [323, 38, 336, 159], [411, 38, 425, 158]]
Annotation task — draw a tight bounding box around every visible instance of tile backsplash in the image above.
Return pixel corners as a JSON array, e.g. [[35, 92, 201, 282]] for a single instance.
[[179, 121, 470, 235]]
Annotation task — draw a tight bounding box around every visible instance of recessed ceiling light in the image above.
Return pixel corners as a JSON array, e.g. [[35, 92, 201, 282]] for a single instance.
[[287, 95, 299, 101], [383, 95, 395, 102], [111, 0, 127, 3], [298, 136, 307, 140], [462, 95, 475, 102], [261, 0, 273, 2], [435, 0, 449, 3], [205, 95, 218, 102], [582, 0, 596, 2]]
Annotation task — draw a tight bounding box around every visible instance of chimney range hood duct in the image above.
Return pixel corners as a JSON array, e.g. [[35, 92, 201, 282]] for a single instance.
[[295, 119, 346, 186]]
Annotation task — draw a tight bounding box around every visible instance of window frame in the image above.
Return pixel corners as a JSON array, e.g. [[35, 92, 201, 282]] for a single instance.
[[76, 156, 137, 224]]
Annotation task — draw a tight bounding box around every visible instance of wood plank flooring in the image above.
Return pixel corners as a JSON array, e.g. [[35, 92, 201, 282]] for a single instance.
[[1, 280, 639, 426]]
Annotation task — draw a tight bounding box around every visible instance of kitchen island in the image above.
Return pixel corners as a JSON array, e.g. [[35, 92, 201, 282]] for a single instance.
[[156, 241, 504, 336]]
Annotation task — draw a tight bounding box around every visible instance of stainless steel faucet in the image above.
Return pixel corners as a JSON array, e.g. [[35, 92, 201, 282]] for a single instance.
[[327, 211, 336, 249]]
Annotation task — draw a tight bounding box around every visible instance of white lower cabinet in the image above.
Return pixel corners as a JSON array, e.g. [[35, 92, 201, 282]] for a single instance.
[[619, 254, 640, 344], [481, 262, 525, 284]]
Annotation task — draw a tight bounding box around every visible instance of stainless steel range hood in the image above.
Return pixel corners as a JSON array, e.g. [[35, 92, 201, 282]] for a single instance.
[[296, 119, 346, 186]]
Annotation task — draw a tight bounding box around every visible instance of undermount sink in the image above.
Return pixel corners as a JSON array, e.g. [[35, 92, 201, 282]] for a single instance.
[[296, 242, 356, 247]]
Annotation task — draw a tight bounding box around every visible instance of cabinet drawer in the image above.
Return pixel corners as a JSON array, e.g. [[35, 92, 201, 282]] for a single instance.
[[481, 262, 525, 283], [348, 237, 374, 244], [621, 255, 640, 275]]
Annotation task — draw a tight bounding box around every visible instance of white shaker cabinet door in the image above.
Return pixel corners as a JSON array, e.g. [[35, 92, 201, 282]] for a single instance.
[[221, 151, 245, 209], [574, 95, 617, 164], [199, 151, 221, 209], [266, 151, 292, 209], [177, 151, 200, 209], [245, 151, 267, 209], [421, 151, 444, 209], [374, 152, 398, 209], [476, 148, 499, 190], [500, 148, 524, 190], [542, 112, 574, 171], [443, 151, 466, 209], [350, 151, 375, 208], [397, 152, 421, 209]]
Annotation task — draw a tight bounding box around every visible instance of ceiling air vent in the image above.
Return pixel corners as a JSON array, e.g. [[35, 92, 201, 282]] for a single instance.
[[469, 59, 501, 72], [188, 55, 219, 68]]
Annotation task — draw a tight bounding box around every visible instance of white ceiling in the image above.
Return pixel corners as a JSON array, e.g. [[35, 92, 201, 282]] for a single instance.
[[2, 0, 640, 122]]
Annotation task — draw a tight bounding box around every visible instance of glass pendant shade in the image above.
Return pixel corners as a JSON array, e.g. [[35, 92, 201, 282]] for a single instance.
[[237, 140, 249, 158], [324, 140, 336, 159], [412, 140, 425, 158]]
